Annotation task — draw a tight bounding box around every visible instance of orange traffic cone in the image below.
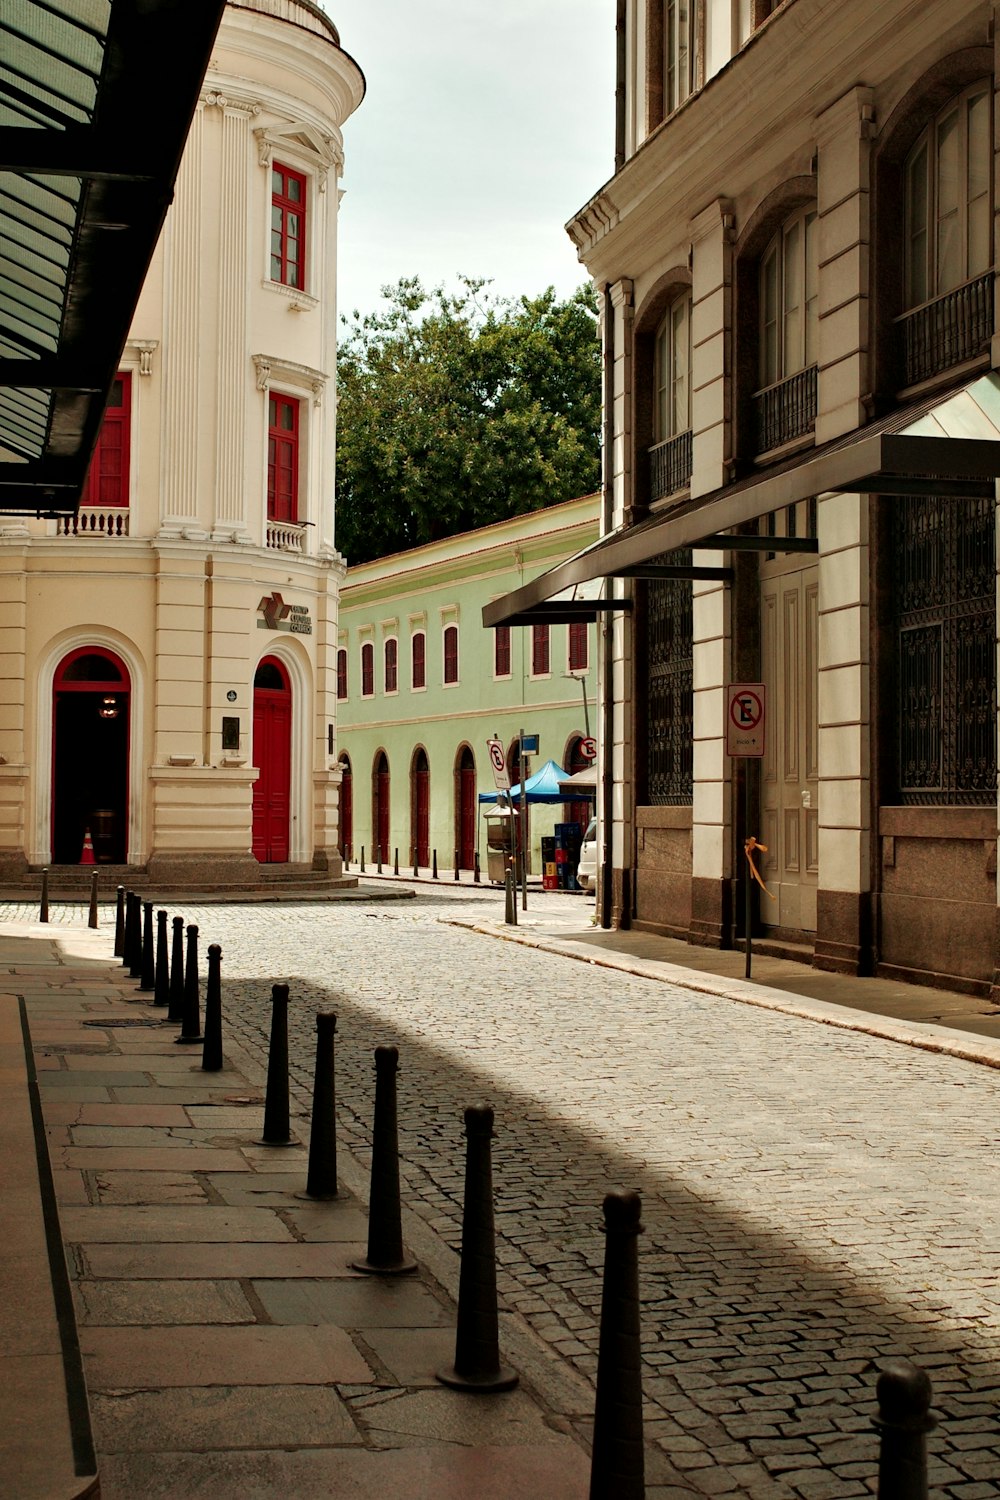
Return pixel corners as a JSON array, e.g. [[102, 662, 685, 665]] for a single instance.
[[80, 827, 96, 865]]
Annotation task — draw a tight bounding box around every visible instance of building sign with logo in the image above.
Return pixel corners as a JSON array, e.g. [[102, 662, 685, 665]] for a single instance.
[[257, 592, 312, 635]]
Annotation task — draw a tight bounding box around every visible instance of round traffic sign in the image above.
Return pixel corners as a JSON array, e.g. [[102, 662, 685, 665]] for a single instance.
[[580, 736, 597, 760], [729, 689, 763, 730], [488, 740, 506, 775]]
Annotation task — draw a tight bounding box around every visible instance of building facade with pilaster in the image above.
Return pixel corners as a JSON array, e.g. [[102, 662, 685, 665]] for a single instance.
[[0, 0, 363, 886], [486, 0, 1000, 996]]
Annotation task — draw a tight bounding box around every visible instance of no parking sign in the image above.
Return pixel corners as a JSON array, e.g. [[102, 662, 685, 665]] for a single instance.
[[487, 737, 510, 790], [725, 684, 766, 757]]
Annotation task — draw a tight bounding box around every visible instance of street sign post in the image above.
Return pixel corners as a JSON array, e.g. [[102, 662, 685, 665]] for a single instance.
[[725, 683, 767, 980], [487, 737, 509, 791]]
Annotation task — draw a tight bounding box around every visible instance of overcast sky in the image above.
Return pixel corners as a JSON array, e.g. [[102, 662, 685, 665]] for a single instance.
[[321, 0, 616, 320]]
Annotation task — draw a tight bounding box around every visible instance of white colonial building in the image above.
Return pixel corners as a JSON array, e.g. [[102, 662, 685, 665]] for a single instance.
[[0, 0, 364, 887], [487, 0, 1000, 998]]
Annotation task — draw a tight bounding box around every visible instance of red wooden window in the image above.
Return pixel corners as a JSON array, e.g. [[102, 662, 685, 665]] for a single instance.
[[494, 625, 511, 677], [267, 393, 299, 522], [531, 623, 550, 676], [443, 624, 459, 684], [384, 638, 398, 693], [83, 374, 131, 506], [336, 648, 348, 701], [271, 163, 306, 289], [568, 620, 588, 673], [361, 641, 374, 696], [411, 632, 426, 689]]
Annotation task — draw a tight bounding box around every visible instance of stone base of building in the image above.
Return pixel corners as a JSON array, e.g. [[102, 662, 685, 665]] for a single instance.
[[813, 889, 873, 977], [0, 850, 30, 882], [688, 876, 733, 949]]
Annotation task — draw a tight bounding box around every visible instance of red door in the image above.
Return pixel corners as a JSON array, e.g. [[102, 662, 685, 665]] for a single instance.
[[373, 752, 389, 864], [252, 657, 291, 862], [339, 755, 353, 861], [413, 749, 429, 866], [458, 747, 476, 869]]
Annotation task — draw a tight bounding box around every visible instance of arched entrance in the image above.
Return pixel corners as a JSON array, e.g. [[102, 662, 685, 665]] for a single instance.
[[411, 747, 429, 867], [52, 647, 130, 863], [338, 753, 353, 861], [564, 736, 593, 836], [372, 751, 389, 864], [456, 745, 476, 869], [252, 656, 291, 862]]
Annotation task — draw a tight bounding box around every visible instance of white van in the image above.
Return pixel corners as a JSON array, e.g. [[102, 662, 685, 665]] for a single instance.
[[577, 817, 597, 893]]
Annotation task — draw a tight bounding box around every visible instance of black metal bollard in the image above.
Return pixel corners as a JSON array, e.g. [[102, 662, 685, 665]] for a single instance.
[[114, 885, 125, 956], [437, 1105, 518, 1393], [394, 847, 399, 876], [140, 901, 155, 992], [504, 869, 517, 926], [413, 847, 418, 878], [360, 845, 365, 873], [168, 915, 185, 1022], [175, 924, 203, 1043], [257, 984, 293, 1145], [352, 1046, 416, 1276], [39, 867, 49, 924], [88, 869, 99, 929], [474, 851, 480, 884], [454, 849, 460, 881], [126, 892, 142, 976], [202, 944, 223, 1072], [377, 845, 383, 874], [874, 1359, 935, 1500], [432, 849, 438, 879], [121, 891, 132, 968], [304, 1011, 338, 1198], [153, 909, 170, 1008], [589, 1190, 645, 1499]]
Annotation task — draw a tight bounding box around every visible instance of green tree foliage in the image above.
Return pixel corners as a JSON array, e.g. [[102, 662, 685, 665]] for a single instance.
[[334, 278, 601, 564]]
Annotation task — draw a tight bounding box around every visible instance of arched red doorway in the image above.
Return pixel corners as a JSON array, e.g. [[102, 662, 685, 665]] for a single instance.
[[372, 751, 389, 864], [564, 736, 594, 836], [252, 657, 291, 862], [456, 746, 476, 869], [411, 748, 429, 867], [52, 647, 130, 864], [338, 753, 353, 861]]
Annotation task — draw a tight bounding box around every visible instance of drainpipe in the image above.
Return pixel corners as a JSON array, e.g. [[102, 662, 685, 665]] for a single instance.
[[600, 284, 615, 931], [615, 0, 626, 174]]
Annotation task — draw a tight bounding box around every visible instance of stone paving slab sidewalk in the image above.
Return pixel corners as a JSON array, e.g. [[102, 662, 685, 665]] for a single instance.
[[3, 921, 591, 1500]]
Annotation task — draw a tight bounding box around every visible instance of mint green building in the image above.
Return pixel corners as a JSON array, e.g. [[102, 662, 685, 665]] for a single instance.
[[336, 495, 599, 876]]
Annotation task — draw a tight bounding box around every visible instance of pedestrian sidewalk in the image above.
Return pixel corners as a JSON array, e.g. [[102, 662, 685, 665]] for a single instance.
[[3, 920, 591, 1500], [454, 910, 1000, 1068]]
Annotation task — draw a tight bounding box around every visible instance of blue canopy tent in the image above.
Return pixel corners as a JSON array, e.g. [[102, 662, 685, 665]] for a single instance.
[[479, 758, 568, 804]]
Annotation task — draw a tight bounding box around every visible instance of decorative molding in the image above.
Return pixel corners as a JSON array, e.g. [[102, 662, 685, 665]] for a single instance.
[[202, 89, 263, 118], [253, 121, 343, 189], [260, 278, 319, 313], [128, 339, 158, 376], [567, 190, 619, 254], [251, 352, 328, 406]]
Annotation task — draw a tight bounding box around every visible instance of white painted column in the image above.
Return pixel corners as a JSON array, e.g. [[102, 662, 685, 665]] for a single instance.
[[212, 103, 253, 539], [160, 103, 205, 534]]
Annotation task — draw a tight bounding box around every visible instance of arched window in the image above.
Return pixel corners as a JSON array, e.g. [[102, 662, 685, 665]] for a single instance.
[[384, 637, 398, 694], [654, 293, 692, 443], [443, 624, 459, 685], [411, 631, 426, 689], [901, 81, 993, 385], [361, 641, 374, 697], [754, 206, 818, 453]]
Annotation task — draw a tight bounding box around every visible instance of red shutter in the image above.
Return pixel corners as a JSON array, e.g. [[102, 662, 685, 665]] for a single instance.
[[337, 649, 348, 700], [267, 394, 299, 522], [411, 632, 425, 689], [385, 638, 398, 693], [532, 624, 550, 676], [568, 621, 588, 673], [361, 642, 374, 696], [494, 625, 511, 676], [83, 374, 131, 507], [444, 626, 459, 683]]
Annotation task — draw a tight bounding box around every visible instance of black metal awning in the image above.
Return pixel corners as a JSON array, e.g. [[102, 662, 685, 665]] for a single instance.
[[0, 0, 227, 515], [482, 394, 1000, 628]]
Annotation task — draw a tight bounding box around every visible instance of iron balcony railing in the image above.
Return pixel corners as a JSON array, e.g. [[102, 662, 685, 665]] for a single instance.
[[897, 272, 994, 388], [752, 365, 817, 455], [648, 429, 693, 501]]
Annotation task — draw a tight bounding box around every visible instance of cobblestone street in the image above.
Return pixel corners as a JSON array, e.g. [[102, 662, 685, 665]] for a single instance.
[[17, 888, 1000, 1497]]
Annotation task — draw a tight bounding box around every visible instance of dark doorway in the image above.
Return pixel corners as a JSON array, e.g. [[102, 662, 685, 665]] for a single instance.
[[372, 751, 390, 865], [457, 746, 476, 869], [411, 748, 429, 867], [339, 753, 353, 861], [252, 656, 291, 862], [52, 648, 130, 864]]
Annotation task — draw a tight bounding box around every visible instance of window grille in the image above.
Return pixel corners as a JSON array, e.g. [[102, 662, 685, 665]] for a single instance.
[[892, 494, 996, 802], [644, 551, 693, 804]]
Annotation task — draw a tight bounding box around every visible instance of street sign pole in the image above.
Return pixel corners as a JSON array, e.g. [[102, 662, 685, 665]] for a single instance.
[[519, 727, 528, 911], [725, 684, 766, 979]]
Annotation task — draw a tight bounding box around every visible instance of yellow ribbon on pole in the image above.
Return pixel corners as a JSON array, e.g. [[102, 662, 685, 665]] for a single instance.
[[744, 836, 775, 900]]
